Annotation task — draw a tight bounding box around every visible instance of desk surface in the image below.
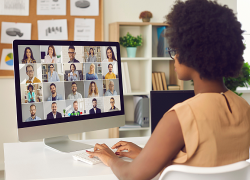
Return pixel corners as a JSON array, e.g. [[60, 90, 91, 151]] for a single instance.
[[4, 137, 150, 180]]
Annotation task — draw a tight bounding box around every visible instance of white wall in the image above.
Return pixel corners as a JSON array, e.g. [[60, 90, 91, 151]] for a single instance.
[[0, 0, 238, 170], [104, 0, 237, 41]]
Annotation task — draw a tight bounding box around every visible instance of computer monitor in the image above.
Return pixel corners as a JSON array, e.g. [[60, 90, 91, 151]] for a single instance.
[[150, 90, 195, 133], [13, 40, 125, 152]]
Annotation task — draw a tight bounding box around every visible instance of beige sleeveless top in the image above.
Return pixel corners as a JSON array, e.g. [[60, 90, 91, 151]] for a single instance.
[[168, 90, 250, 167]]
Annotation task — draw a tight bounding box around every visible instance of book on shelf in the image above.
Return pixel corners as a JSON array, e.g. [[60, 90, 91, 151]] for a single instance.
[[152, 73, 157, 90], [121, 62, 132, 94], [152, 72, 168, 91], [154, 72, 160, 90], [167, 84, 180, 90], [119, 121, 141, 128], [161, 72, 168, 90], [157, 72, 163, 90]]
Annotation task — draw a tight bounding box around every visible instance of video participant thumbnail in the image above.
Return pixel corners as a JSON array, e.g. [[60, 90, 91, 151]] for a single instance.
[[40, 45, 62, 63], [20, 83, 43, 103], [19, 64, 42, 84], [102, 62, 118, 79], [84, 46, 101, 62], [84, 80, 103, 98], [64, 81, 84, 100], [103, 79, 120, 96], [103, 96, 121, 112], [62, 45, 83, 63], [63, 63, 83, 81], [65, 99, 85, 117], [101, 46, 117, 63], [43, 82, 65, 101], [22, 103, 44, 122], [18, 45, 41, 64], [43, 101, 66, 119], [85, 97, 104, 115]]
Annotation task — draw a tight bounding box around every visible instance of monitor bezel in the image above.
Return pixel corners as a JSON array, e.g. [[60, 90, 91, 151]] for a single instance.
[[13, 40, 125, 129]]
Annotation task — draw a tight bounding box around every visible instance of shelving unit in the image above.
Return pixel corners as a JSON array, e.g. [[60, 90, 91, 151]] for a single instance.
[[109, 22, 183, 138]]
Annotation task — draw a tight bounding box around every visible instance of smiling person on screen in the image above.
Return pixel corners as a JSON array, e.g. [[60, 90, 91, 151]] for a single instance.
[[47, 102, 62, 119], [45, 45, 57, 63], [86, 0, 250, 179], [104, 80, 117, 96], [47, 83, 63, 101], [105, 64, 116, 79], [68, 46, 80, 63], [26, 65, 41, 83]]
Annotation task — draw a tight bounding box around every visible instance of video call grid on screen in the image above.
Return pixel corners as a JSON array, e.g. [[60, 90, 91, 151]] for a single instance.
[[13, 40, 124, 128]]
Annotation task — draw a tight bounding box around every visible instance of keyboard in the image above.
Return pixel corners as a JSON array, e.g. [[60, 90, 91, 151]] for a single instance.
[[72, 145, 145, 165], [72, 147, 117, 165]]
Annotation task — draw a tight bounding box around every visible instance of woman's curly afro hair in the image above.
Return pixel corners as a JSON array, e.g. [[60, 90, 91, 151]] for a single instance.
[[165, 0, 245, 80]]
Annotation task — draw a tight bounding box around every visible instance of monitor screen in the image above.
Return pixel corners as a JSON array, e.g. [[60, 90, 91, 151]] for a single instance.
[[150, 90, 195, 133], [13, 40, 124, 129]]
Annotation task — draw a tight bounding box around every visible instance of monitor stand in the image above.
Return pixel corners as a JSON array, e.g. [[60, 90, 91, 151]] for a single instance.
[[44, 136, 94, 153]]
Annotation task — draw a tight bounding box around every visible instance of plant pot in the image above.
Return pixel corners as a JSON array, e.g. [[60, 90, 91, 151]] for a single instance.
[[126, 47, 137, 58], [142, 18, 150, 22]]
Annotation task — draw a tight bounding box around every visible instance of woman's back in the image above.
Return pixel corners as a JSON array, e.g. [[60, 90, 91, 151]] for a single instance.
[[171, 90, 250, 167]]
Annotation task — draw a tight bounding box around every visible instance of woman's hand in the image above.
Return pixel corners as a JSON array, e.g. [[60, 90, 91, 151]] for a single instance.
[[111, 141, 142, 159], [68, 73, 70, 77], [87, 143, 119, 167], [52, 59, 54, 63]]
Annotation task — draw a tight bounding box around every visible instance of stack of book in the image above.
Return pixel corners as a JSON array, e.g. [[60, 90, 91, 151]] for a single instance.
[[152, 72, 180, 90], [121, 62, 132, 93]]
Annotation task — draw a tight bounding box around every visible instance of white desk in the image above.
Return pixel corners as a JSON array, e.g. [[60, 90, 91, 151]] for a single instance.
[[4, 137, 159, 180]]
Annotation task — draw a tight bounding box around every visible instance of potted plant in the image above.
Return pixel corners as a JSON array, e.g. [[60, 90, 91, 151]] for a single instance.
[[224, 62, 250, 96], [119, 32, 142, 58], [191, 62, 250, 96], [139, 11, 153, 22]]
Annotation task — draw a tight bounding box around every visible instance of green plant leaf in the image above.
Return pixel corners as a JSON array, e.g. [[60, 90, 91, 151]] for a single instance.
[[119, 32, 143, 47]]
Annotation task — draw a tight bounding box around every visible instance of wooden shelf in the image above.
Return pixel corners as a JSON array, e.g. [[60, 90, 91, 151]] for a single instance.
[[110, 22, 169, 26], [119, 127, 150, 131], [124, 91, 149, 96], [121, 57, 150, 61], [152, 57, 172, 60]]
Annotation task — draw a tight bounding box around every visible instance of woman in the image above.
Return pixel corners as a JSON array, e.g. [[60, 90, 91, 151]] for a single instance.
[[68, 64, 80, 81], [88, 81, 99, 98], [102, 46, 117, 62], [27, 84, 35, 103], [22, 47, 36, 63], [86, 63, 98, 80], [87, 0, 250, 179], [86, 48, 97, 62], [45, 45, 57, 63], [48, 64, 60, 82]]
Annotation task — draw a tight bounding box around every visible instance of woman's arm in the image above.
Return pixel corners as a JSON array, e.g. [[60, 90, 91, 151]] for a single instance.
[[95, 73, 98, 80], [109, 111, 184, 179]]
